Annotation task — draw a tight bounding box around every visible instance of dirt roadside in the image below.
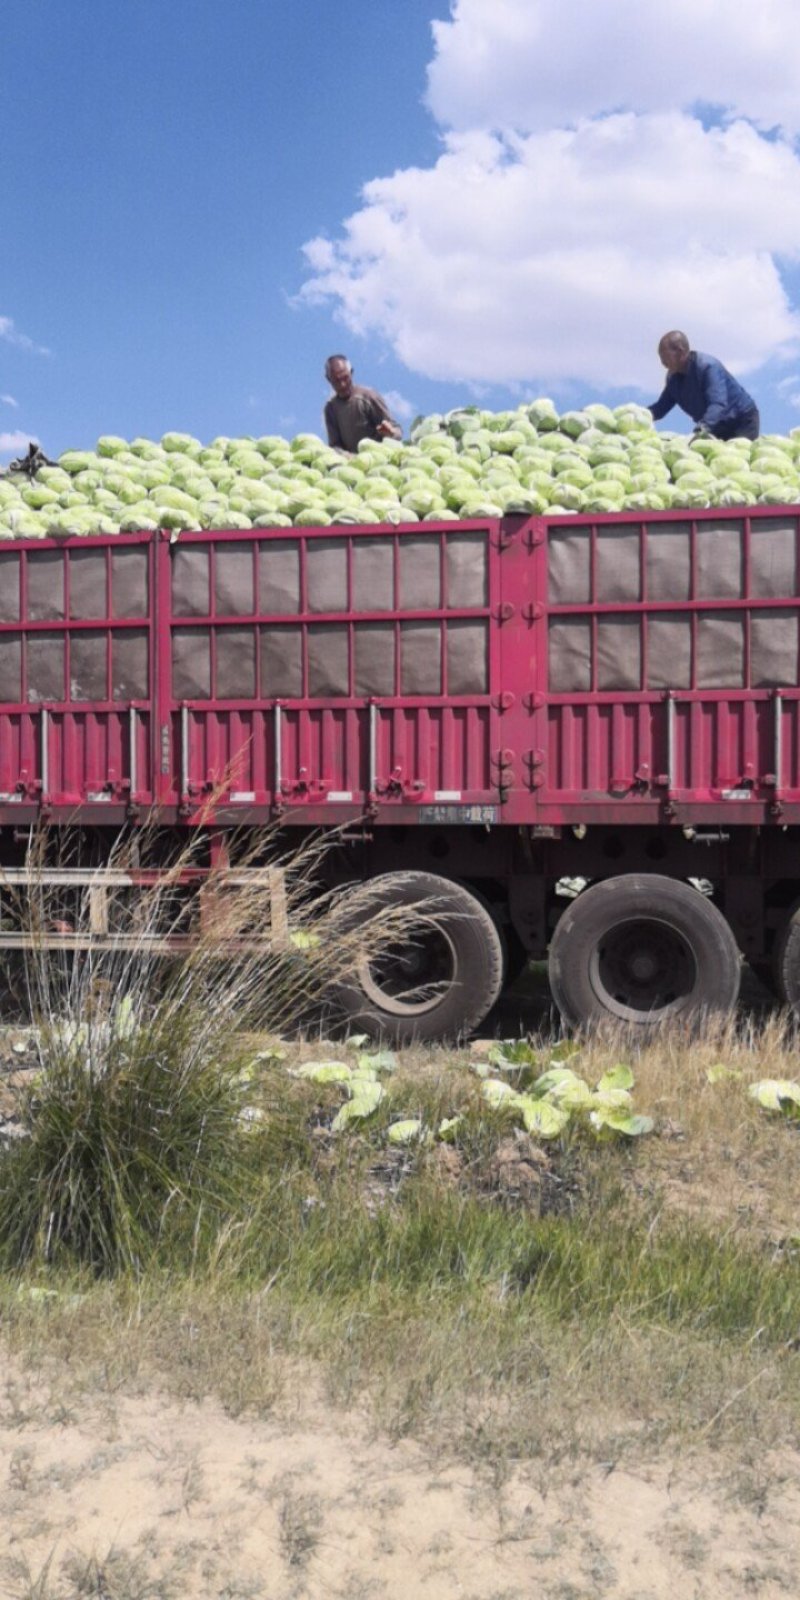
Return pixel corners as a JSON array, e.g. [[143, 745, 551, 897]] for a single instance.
[[2, 1354, 799, 1600]]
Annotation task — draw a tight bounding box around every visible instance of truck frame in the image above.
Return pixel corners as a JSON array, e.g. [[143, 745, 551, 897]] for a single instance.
[[2, 504, 800, 1037]]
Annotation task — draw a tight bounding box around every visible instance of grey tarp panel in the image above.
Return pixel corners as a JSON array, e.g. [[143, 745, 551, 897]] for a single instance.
[[27, 634, 65, 702], [446, 533, 488, 608], [215, 543, 254, 616], [399, 539, 441, 611], [446, 620, 488, 694], [549, 617, 591, 692], [697, 612, 744, 687], [307, 538, 348, 613], [260, 626, 302, 698], [596, 526, 641, 602], [696, 520, 744, 599], [308, 624, 349, 697], [0, 634, 21, 702], [111, 546, 149, 619], [0, 553, 20, 623], [646, 521, 692, 601], [548, 529, 590, 604], [597, 616, 641, 690], [172, 628, 211, 698], [259, 541, 300, 615], [401, 622, 441, 694], [353, 538, 394, 612], [27, 550, 64, 621], [216, 626, 256, 699], [172, 548, 210, 617], [69, 550, 107, 619], [113, 631, 149, 701], [647, 616, 692, 688], [70, 632, 107, 700], [354, 623, 395, 697], [751, 610, 799, 687], [750, 519, 798, 599]]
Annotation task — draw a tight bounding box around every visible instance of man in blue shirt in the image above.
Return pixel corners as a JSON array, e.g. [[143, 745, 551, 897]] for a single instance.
[[649, 331, 759, 439]]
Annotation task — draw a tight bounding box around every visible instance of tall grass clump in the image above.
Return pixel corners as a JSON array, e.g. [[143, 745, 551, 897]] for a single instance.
[[0, 822, 417, 1275]]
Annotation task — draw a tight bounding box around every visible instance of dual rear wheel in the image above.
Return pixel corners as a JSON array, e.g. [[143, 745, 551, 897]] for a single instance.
[[337, 869, 747, 1041], [548, 874, 742, 1030], [772, 900, 800, 1011]]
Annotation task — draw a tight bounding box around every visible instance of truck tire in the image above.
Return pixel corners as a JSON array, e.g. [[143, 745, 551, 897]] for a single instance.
[[548, 874, 741, 1031], [772, 901, 800, 1010], [334, 871, 504, 1044]]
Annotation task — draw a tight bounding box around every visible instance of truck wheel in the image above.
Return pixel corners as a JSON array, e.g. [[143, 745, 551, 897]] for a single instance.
[[772, 902, 800, 1010], [335, 871, 504, 1044], [548, 874, 741, 1031]]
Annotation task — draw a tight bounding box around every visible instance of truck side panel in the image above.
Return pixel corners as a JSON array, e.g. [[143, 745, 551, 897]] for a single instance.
[[157, 523, 503, 819], [0, 535, 155, 818], [3, 507, 800, 833], [528, 506, 800, 825]]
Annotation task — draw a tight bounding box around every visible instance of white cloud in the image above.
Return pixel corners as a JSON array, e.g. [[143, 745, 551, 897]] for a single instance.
[[1, 394, 18, 408], [300, 2, 800, 394], [427, 0, 800, 137], [0, 430, 38, 456], [382, 389, 416, 422], [777, 377, 800, 410], [0, 316, 50, 357], [301, 114, 800, 391]]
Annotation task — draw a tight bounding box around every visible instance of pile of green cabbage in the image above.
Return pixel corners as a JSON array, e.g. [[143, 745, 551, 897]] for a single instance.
[[2, 401, 800, 538]]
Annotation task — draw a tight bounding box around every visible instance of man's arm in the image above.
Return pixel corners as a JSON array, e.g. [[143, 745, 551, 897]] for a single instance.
[[324, 399, 344, 449], [649, 383, 675, 422], [696, 357, 728, 428], [368, 391, 403, 440]]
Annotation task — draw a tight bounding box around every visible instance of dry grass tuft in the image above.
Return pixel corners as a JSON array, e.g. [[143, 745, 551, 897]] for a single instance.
[[0, 821, 431, 1273], [568, 1016, 800, 1243]]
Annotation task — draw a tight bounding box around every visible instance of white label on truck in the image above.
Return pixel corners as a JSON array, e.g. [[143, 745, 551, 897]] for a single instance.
[[327, 791, 353, 802], [419, 804, 499, 824], [721, 788, 754, 800]]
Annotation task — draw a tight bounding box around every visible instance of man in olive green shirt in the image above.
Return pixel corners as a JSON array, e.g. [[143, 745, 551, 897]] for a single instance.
[[323, 355, 402, 452]]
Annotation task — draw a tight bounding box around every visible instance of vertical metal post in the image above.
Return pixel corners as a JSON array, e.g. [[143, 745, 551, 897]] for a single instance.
[[268, 866, 289, 949], [41, 706, 49, 801], [369, 700, 378, 795], [774, 689, 782, 796], [180, 703, 189, 801], [129, 706, 138, 799], [666, 693, 675, 793], [274, 702, 283, 795], [89, 885, 109, 934]]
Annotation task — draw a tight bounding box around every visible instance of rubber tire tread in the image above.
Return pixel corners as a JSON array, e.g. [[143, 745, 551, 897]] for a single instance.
[[335, 870, 504, 1044], [772, 899, 800, 1009], [548, 873, 741, 1031]]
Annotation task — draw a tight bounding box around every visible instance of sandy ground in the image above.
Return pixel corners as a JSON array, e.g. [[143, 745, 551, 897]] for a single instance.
[[2, 1356, 799, 1600]]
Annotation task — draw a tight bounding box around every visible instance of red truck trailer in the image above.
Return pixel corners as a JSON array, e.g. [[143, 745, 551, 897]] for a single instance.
[[2, 504, 800, 1038]]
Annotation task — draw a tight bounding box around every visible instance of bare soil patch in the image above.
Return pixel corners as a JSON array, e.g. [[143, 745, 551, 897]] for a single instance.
[[2, 1355, 799, 1600]]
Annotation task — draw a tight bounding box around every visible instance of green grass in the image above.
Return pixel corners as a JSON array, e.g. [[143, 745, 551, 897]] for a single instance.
[[212, 1133, 800, 1347], [1, 857, 800, 1469], [2, 1075, 798, 1468]]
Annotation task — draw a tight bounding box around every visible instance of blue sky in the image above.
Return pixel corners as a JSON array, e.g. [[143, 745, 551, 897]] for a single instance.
[[1, 1, 446, 456], [3, 0, 800, 460]]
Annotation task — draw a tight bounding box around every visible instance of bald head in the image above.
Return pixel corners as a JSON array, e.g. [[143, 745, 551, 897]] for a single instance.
[[658, 330, 691, 375]]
